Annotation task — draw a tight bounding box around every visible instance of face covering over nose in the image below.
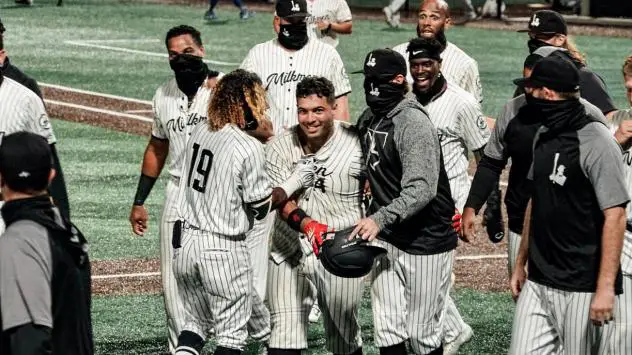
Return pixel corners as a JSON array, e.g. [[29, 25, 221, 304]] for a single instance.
[[169, 53, 210, 97], [278, 22, 308, 50], [364, 78, 407, 117], [527, 38, 550, 53]]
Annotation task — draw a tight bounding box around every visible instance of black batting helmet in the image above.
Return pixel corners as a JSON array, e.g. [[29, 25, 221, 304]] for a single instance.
[[319, 227, 387, 278]]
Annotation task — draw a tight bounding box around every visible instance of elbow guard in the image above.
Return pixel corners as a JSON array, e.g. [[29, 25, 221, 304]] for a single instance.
[[248, 195, 272, 221]]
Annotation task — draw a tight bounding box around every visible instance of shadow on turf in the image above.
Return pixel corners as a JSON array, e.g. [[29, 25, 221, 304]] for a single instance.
[[96, 337, 267, 355]]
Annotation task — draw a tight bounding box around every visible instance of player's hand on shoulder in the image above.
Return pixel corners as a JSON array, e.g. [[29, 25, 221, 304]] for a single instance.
[[129, 205, 149, 236], [316, 20, 330, 31], [614, 118, 632, 147], [510, 264, 526, 302], [246, 115, 274, 143], [280, 155, 316, 197], [349, 217, 380, 242]]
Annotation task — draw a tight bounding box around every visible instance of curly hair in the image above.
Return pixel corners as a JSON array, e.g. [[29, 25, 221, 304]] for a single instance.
[[207, 69, 268, 132], [623, 54, 632, 78]]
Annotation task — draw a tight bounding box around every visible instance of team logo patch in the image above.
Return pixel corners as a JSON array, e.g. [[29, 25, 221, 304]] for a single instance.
[[369, 83, 379, 97], [476, 116, 487, 130], [366, 53, 376, 67], [530, 15, 540, 27], [549, 152, 567, 186], [291, 0, 300, 12], [39, 114, 51, 130]]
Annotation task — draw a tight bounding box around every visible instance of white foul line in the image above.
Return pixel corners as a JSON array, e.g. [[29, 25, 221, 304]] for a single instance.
[[64, 40, 240, 66], [126, 109, 153, 113], [40, 82, 152, 105], [45, 99, 153, 123], [91, 254, 508, 280], [92, 271, 160, 280]]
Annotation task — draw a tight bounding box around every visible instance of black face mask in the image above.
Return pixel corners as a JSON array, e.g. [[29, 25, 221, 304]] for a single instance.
[[364, 78, 407, 117], [169, 53, 209, 97], [527, 38, 550, 54], [278, 23, 308, 50]]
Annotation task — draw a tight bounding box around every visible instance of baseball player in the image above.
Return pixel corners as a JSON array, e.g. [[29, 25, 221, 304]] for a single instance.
[[516, 10, 617, 118], [382, 0, 478, 28], [305, 0, 352, 48], [0, 132, 92, 355], [240, 0, 352, 135], [0, 18, 42, 98], [204, 0, 254, 21], [265, 76, 365, 355], [391, 0, 500, 349], [240, 0, 352, 321], [355, 48, 458, 355], [128, 25, 222, 354], [605, 55, 632, 355], [171, 69, 303, 355], [0, 69, 69, 231], [509, 55, 628, 355], [406, 37, 490, 354]]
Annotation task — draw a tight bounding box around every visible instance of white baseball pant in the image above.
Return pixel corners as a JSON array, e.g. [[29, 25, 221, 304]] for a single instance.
[[370, 242, 454, 354], [173, 226, 254, 351], [509, 280, 615, 355], [608, 273, 631, 354], [266, 249, 364, 354], [161, 177, 187, 354]]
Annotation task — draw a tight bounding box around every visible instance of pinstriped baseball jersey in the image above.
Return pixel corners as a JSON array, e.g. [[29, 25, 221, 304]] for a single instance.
[[176, 123, 272, 236], [240, 40, 352, 135], [393, 41, 483, 103], [0, 77, 56, 144], [151, 76, 222, 179], [305, 0, 352, 47], [608, 108, 632, 275], [265, 121, 364, 262], [415, 82, 490, 211]]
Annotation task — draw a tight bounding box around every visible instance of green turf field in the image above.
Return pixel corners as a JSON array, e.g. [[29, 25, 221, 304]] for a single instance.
[[1, 1, 629, 353]]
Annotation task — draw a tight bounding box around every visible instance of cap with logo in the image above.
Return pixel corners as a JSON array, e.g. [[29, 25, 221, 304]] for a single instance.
[[352, 48, 407, 80], [513, 55, 580, 92], [407, 38, 442, 61], [0, 131, 53, 192], [518, 10, 567, 35], [275, 0, 308, 18]]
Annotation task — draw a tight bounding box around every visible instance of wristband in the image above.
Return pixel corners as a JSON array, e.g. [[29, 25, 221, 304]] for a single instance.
[[133, 174, 157, 206], [287, 208, 308, 232]]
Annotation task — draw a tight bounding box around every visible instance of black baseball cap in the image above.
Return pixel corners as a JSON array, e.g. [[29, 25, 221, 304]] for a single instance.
[[407, 38, 442, 61], [513, 55, 579, 92], [275, 0, 308, 18], [352, 48, 407, 79], [0, 131, 53, 193], [518, 10, 567, 35]]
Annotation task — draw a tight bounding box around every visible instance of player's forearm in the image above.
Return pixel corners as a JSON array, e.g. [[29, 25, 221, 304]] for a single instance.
[[141, 137, 169, 178], [334, 95, 350, 121], [464, 154, 505, 213], [597, 206, 626, 292], [330, 21, 352, 34], [516, 199, 532, 268]]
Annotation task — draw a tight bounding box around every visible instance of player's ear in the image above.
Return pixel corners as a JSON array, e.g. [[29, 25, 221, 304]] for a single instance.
[[199, 45, 206, 57], [444, 16, 452, 29], [273, 16, 281, 34], [48, 169, 56, 185]]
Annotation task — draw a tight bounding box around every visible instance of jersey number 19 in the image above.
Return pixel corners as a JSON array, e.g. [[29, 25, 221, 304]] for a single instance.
[[187, 143, 214, 193]]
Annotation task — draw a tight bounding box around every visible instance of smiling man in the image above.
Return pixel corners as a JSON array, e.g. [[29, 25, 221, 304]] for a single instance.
[[264, 76, 366, 355]]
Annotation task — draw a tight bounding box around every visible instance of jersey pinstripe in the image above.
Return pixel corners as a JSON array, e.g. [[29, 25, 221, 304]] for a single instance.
[[265, 121, 364, 262], [0, 76, 56, 144], [176, 123, 272, 236], [240, 39, 352, 135], [151, 76, 222, 180], [607, 109, 632, 275], [393, 41, 483, 103], [305, 0, 352, 47], [419, 83, 490, 211]]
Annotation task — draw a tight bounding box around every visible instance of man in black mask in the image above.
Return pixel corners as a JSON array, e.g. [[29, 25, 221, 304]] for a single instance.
[[128, 24, 222, 354], [240, 0, 352, 136], [508, 55, 627, 355], [354, 48, 458, 355]]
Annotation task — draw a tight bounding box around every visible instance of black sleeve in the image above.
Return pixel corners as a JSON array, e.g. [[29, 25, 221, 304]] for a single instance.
[[581, 71, 617, 115], [5, 323, 52, 355], [464, 154, 506, 213], [48, 144, 70, 220]]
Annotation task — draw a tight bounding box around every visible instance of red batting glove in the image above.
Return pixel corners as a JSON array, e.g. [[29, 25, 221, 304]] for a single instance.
[[452, 209, 462, 234], [304, 220, 332, 257]]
